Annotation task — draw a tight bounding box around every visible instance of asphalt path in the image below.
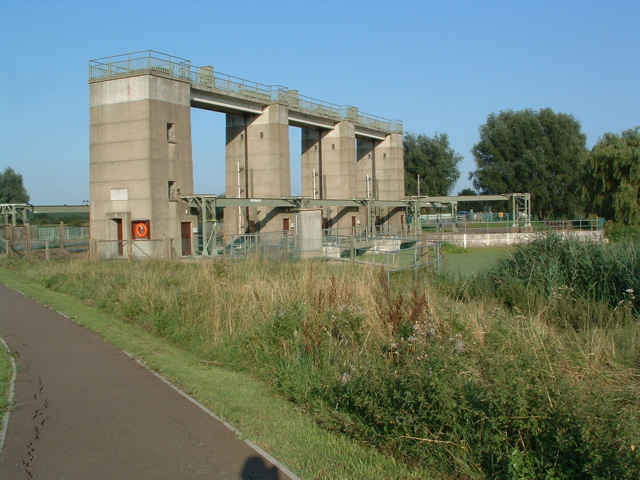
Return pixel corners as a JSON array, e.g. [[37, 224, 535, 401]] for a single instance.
[[0, 284, 295, 480]]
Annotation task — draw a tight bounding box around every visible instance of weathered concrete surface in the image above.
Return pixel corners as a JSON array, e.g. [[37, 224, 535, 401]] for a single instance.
[[0, 284, 292, 480], [90, 74, 195, 259], [296, 209, 323, 258], [424, 229, 605, 248], [225, 105, 292, 236]]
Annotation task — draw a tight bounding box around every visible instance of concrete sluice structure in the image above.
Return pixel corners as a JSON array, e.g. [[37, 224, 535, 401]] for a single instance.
[[89, 51, 406, 259]]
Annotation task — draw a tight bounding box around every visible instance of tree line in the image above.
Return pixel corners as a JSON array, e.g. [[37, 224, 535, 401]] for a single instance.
[[404, 108, 639, 223]]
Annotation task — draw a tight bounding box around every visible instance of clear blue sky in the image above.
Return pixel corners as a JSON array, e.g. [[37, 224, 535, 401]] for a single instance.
[[1, 0, 638, 205]]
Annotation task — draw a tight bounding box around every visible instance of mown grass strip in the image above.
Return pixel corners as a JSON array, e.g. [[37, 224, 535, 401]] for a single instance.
[[0, 336, 16, 453], [0, 267, 428, 479]]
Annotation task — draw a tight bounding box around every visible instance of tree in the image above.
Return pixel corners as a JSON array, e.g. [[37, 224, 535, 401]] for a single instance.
[[0, 167, 30, 204], [584, 127, 640, 224], [404, 132, 461, 196], [456, 188, 482, 213], [469, 108, 587, 220]]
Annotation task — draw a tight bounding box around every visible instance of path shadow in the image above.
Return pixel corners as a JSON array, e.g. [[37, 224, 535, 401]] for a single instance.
[[240, 456, 280, 480]]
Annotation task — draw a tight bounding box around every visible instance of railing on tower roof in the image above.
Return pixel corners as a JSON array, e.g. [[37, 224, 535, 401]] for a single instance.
[[89, 50, 402, 134]]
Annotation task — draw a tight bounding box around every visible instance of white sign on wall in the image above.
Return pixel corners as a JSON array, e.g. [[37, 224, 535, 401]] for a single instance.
[[110, 188, 129, 201]]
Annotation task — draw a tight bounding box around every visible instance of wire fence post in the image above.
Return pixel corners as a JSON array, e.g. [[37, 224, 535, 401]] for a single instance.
[[59, 222, 65, 250], [386, 251, 391, 285], [351, 235, 355, 263]]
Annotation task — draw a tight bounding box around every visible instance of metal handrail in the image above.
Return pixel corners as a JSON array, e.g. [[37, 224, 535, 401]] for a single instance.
[[89, 51, 402, 134]]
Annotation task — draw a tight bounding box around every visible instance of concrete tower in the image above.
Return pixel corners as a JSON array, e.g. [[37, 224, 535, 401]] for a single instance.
[[89, 72, 195, 258]]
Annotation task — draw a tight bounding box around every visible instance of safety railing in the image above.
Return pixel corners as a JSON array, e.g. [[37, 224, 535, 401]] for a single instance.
[[421, 217, 604, 234], [323, 235, 442, 283], [323, 224, 420, 239], [224, 231, 298, 258], [192, 68, 280, 103], [93, 239, 173, 260], [89, 51, 191, 81], [37, 226, 90, 242], [89, 51, 402, 134]]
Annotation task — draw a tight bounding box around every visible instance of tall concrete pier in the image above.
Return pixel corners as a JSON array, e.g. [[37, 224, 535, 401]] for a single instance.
[[89, 51, 404, 258], [90, 72, 194, 259]]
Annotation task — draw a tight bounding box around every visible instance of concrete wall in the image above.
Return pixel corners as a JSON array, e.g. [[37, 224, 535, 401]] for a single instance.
[[90, 74, 195, 259], [426, 229, 605, 248], [296, 208, 323, 258]]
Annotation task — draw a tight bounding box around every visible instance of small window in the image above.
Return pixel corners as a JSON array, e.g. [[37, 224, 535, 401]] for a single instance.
[[168, 181, 177, 200], [167, 123, 175, 142]]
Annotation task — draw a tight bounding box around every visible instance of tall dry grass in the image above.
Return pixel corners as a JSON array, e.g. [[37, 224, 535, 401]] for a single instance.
[[3, 239, 639, 479]]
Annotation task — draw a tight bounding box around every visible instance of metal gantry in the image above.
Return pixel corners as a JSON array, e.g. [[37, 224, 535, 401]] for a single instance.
[[181, 193, 533, 254], [0, 204, 31, 226], [407, 193, 532, 226], [511, 193, 532, 227]]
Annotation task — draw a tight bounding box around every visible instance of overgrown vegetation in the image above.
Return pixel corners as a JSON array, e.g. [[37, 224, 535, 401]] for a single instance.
[[30, 212, 89, 226], [1, 233, 638, 479]]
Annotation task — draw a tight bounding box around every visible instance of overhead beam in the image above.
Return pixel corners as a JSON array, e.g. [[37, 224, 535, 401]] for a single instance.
[[31, 205, 90, 214]]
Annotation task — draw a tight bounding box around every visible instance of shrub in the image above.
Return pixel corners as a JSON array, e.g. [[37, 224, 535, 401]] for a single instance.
[[481, 233, 639, 323]]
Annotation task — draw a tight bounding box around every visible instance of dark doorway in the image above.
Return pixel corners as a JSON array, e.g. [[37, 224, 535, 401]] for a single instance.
[[113, 218, 123, 256], [181, 222, 192, 256]]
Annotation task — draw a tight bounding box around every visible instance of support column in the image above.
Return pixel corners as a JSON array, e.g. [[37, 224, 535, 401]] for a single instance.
[[356, 138, 376, 231], [301, 129, 322, 200], [356, 139, 376, 199], [225, 113, 248, 236], [320, 121, 358, 230], [374, 132, 405, 228], [225, 104, 291, 237]]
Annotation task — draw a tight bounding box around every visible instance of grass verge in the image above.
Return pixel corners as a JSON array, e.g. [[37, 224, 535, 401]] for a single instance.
[[0, 339, 12, 423], [0, 267, 428, 479], [443, 246, 511, 277]]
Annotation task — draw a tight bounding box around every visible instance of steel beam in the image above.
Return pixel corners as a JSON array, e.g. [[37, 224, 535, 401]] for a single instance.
[[31, 205, 90, 214]]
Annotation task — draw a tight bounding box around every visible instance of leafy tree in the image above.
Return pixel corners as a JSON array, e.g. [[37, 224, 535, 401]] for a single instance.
[[456, 188, 482, 213], [404, 132, 461, 196], [0, 166, 30, 203], [469, 108, 587, 220], [584, 127, 640, 224]]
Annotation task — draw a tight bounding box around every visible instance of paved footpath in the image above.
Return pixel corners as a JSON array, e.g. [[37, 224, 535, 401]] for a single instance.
[[0, 284, 295, 480]]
